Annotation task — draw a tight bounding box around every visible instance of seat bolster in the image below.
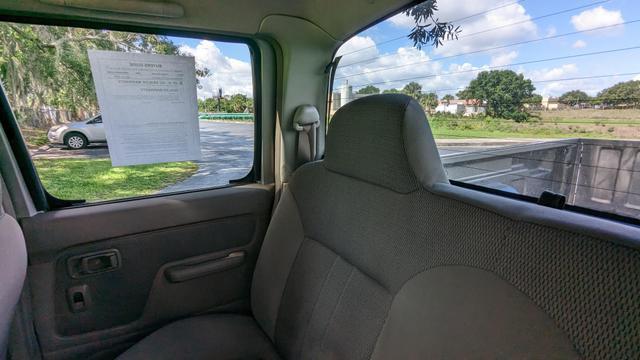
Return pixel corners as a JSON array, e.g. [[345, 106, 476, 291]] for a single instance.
[[0, 209, 27, 355], [251, 187, 305, 340], [117, 314, 279, 360]]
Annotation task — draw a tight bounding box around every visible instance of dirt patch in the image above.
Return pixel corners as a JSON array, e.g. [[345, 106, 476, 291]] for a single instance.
[[20, 127, 49, 149]]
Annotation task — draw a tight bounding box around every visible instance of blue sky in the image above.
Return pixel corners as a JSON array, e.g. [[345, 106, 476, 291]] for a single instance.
[[335, 0, 640, 97], [167, 36, 253, 99], [168, 0, 639, 99]]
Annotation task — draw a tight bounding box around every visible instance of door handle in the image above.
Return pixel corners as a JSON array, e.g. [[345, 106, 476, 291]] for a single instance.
[[165, 251, 245, 283], [67, 249, 121, 278]]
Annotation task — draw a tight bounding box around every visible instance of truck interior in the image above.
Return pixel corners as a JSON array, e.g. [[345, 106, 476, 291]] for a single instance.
[[0, 0, 639, 359]]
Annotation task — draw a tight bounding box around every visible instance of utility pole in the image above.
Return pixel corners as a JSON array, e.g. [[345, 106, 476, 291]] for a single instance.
[[217, 88, 222, 112]]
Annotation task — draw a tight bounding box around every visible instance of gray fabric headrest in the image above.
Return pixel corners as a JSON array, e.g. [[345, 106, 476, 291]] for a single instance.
[[324, 94, 447, 193]]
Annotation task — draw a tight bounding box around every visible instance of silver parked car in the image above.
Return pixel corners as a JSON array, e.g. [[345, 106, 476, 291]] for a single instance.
[[47, 115, 106, 149]]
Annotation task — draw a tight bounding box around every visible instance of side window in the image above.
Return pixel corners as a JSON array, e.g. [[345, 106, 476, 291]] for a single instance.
[[332, 0, 640, 220], [1, 22, 255, 204]]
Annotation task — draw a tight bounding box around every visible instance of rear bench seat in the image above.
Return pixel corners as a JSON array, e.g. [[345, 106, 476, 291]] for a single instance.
[[119, 94, 640, 359]]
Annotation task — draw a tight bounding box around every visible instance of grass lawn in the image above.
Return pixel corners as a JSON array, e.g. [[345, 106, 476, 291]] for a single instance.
[[428, 114, 632, 140], [34, 158, 198, 202]]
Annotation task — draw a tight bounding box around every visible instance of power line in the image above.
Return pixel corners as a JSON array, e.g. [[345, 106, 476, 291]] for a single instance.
[[338, 0, 608, 61], [453, 0, 528, 25], [333, 47, 640, 91], [338, 0, 527, 57], [335, 19, 639, 78], [457, 0, 610, 40]]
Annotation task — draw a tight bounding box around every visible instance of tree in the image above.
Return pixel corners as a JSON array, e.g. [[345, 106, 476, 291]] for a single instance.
[[356, 85, 380, 95], [442, 94, 454, 102], [0, 23, 210, 127], [527, 93, 543, 104], [458, 70, 535, 121], [402, 81, 423, 99], [225, 94, 253, 113], [559, 90, 590, 106], [456, 88, 472, 100], [421, 92, 438, 111], [404, 0, 460, 49], [198, 94, 253, 113], [597, 80, 640, 106], [382, 88, 400, 94]]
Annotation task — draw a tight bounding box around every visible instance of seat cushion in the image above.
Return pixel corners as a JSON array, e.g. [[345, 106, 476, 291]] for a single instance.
[[117, 314, 280, 360]]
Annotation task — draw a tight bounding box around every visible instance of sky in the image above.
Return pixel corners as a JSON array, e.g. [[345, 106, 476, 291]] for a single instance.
[[168, 36, 254, 99], [170, 0, 640, 99]]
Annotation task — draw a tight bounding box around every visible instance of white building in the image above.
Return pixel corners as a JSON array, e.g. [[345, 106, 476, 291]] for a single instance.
[[541, 96, 560, 110], [331, 81, 368, 114], [435, 99, 485, 116]]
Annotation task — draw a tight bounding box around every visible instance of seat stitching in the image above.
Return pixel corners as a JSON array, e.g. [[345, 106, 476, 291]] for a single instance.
[[321, 163, 420, 195], [318, 266, 355, 356], [306, 236, 390, 293], [297, 254, 339, 358]]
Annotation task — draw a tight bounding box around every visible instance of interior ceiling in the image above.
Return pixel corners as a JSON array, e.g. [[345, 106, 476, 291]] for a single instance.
[[0, 0, 414, 41]]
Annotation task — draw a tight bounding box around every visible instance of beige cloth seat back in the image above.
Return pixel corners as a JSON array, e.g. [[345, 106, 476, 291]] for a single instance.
[[0, 175, 27, 358]]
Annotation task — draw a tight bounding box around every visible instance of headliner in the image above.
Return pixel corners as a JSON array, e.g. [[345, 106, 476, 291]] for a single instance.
[[0, 0, 415, 41]]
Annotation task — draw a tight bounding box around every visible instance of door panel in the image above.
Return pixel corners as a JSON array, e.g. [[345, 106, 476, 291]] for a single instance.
[[21, 184, 273, 359]]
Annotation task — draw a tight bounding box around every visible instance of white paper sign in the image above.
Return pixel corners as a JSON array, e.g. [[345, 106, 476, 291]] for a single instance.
[[88, 50, 201, 166]]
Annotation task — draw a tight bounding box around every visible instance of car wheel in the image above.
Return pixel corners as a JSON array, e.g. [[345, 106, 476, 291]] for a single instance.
[[64, 133, 88, 150]]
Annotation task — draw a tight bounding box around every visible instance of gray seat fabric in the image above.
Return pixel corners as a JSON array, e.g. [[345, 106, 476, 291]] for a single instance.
[[0, 176, 27, 357], [120, 94, 640, 359], [117, 314, 279, 360]]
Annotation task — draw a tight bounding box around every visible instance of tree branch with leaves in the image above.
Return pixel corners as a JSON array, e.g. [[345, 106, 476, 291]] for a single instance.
[[404, 0, 460, 49]]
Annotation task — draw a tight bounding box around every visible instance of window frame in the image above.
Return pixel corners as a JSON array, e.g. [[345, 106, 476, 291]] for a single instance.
[[0, 14, 263, 211]]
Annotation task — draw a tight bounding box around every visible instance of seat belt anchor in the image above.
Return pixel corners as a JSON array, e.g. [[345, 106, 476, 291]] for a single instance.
[[293, 105, 320, 163]]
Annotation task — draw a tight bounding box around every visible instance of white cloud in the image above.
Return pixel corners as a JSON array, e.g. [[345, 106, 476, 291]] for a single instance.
[[526, 64, 584, 96], [490, 51, 518, 67], [336, 35, 379, 64], [389, 0, 538, 56], [335, 36, 486, 96], [388, 12, 415, 28], [572, 40, 587, 49], [546, 26, 557, 37], [571, 6, 624, 33], [179, 40, 253, 99]]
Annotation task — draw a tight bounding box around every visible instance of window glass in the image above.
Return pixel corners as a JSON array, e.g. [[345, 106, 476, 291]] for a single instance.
[[0, 22, 255, 203], [332, 0, 640, 220]]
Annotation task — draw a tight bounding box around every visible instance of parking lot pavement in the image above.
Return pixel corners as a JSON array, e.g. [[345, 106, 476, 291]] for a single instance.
[[158, 121, 254, 193]]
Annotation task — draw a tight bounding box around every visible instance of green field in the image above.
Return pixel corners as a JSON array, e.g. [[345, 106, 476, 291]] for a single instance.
[[34, 158, 198, 202], [428, 111, 640, 140]]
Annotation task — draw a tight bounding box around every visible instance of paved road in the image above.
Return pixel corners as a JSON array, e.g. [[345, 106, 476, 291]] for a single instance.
[[160, 122, 253, 193]]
